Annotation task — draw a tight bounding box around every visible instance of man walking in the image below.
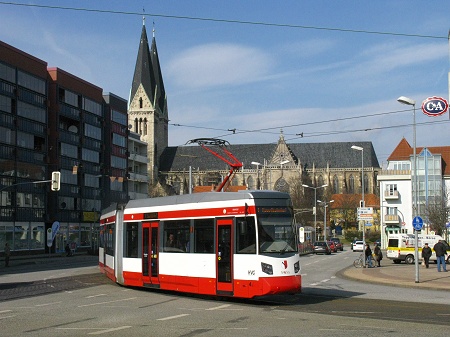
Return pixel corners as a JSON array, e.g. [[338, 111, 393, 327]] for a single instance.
[[433, 240, 448, 272], [421, 243, 432, 268]]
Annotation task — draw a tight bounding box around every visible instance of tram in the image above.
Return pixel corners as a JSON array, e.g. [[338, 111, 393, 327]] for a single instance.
[[99, 190, 301, 298]]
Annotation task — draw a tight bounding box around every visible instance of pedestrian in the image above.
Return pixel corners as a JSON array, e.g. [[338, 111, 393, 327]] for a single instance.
[[373, 243, 382, 267], [4, 242, 11, 267], [433, 240, 448, 272], [65, 242, 72, 257], [365, 243, 373, 268], [421, 243, 432, 269]]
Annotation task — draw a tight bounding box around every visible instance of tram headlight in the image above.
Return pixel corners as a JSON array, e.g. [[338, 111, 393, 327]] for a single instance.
[[294, 261, 300, 273], [261, 262, 273, 275]]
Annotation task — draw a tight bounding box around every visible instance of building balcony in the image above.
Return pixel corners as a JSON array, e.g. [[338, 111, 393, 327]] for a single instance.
[[384, 190, 399, 200], [129, 172, 148, 182], [384, 214, 400, 224]]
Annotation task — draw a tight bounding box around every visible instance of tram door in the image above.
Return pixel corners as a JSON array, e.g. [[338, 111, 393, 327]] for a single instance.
[[216, 218, 233, 294], [142, 222, 159, 285]]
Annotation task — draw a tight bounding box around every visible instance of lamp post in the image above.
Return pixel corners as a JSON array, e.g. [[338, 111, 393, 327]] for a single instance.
[[317, 199, 334, 241], [251, 161, 261, 190], [397, 95, 419, 283], [302, 183, 328, 241], [351, 145, 365, 266]]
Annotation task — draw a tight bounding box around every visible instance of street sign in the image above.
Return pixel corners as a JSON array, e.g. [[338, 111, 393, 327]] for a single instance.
[[46, 228, 53, 247], [299, 227, 305, 243], [364, 223, 373, 227], [412, 216, 423, 231], [446, 222, 450, 229], [357, 207, 373, 221]]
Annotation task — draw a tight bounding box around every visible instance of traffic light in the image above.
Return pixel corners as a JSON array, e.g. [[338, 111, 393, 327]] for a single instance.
[[51, 171, 61, 191]]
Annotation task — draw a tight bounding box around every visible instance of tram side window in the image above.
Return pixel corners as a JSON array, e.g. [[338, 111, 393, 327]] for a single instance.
[[236, 216, 256, 254], [105, 224, 114, 256], [164, 220, 190, 252], [124, 223, 138, 258], [194, 219, 214, 253]]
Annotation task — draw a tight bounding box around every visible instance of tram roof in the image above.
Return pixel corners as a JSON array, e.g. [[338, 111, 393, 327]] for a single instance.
[[125, 190, 290, 209]]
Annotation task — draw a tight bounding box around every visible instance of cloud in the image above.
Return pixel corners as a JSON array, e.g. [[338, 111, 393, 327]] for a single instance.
[[335, 41, 447, 81], [166, 43, 273, 89], [281, 38, 337, 58]]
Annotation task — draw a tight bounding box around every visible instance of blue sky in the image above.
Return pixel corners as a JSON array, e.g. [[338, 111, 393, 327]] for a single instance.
[[1, 1, 449, 166]]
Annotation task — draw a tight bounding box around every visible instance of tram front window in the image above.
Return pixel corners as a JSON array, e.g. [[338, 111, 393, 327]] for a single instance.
[[258, 215, 296, 254]]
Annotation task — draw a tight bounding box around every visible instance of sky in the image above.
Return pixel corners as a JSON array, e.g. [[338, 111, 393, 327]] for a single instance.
[[1, 0, 449, 166]]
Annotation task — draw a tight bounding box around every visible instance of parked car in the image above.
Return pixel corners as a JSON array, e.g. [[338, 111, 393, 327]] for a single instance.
[[352, 240, 364, 252], [313, 241, 331, 255], [327, 241, 338, 253], [329, 237, 343, 251]]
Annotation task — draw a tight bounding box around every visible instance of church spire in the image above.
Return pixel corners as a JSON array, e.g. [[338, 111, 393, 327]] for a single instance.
[[130, 22, 157, 106]]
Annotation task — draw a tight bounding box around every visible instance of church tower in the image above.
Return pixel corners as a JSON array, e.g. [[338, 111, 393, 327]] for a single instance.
[[128, 20, 168, 183]]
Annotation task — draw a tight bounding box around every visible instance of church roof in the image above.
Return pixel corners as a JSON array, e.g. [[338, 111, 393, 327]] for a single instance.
[[130, 23, 159, 108], [159, 140, 380, 172]]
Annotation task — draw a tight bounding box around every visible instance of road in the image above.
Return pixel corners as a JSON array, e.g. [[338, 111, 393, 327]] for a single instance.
[[0, 251, 448, 336]]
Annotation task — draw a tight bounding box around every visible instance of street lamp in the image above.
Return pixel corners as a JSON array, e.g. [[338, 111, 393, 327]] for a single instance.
[[351, 145, 365, 266], [302, 183, 327, 241], [397, 95, 419, 283], [317, 199, 334, 241], [251, 161, 261, 190]]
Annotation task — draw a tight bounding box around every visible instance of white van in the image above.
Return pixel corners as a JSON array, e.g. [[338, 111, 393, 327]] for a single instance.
[[386, 234, 450, 264]]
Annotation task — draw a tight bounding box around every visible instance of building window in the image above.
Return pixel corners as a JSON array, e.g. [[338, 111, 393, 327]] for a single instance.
[[333, 175, 339, 194], [386, 184, 397, 196], [363, 174, 368, 193], [349, 175, 355, 193]]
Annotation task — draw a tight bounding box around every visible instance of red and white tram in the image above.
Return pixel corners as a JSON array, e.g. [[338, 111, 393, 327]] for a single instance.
[[99, 190, 301, 298]]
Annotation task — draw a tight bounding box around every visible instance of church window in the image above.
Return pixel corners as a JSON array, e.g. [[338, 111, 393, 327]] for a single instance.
[[143, 118, 147, 136], [134, 118, 138, 133], [349, 174, 355, 193], [364, 174, 368, 194], [317, 175, 324, 186], [333, 175, 339, 194], [274, 178, 289, 193], [139, 97, 143, 109]]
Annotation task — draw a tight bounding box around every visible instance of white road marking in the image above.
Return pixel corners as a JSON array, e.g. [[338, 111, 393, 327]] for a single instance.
[[0, 315, 16, 319], [35, 302, 62, 307], [0, 310, 12, 313], [157, 314, 190, 321], [205, 304, 243, 311], [88, 326, 132, 335], [78, 297, 137, 307], [86, 294, 107, 298]]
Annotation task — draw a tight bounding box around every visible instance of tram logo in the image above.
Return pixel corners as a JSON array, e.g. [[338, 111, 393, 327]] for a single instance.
[[282, 260, 288, 269]]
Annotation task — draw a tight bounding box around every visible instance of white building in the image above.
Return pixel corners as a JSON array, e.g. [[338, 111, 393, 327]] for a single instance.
[[378, 138, 450, 248]]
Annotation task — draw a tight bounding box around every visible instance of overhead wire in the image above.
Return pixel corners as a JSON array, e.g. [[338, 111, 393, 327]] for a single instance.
[[0, 1, 447, 40], [2, 1, 448, 155]]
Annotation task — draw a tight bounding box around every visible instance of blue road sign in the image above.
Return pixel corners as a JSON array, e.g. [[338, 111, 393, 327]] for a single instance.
[[412, 216, 423, 231], [446, 222, 450, 229]]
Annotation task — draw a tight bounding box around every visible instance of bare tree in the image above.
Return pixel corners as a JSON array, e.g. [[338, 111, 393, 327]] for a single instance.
[[423, 190, 450, 236]]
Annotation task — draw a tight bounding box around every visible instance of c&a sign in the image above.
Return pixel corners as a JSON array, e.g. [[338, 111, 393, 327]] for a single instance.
[[421, 96, 448, 117]]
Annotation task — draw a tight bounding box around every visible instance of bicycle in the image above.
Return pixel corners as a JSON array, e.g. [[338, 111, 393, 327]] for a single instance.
[[353, 254, 375, 268]]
